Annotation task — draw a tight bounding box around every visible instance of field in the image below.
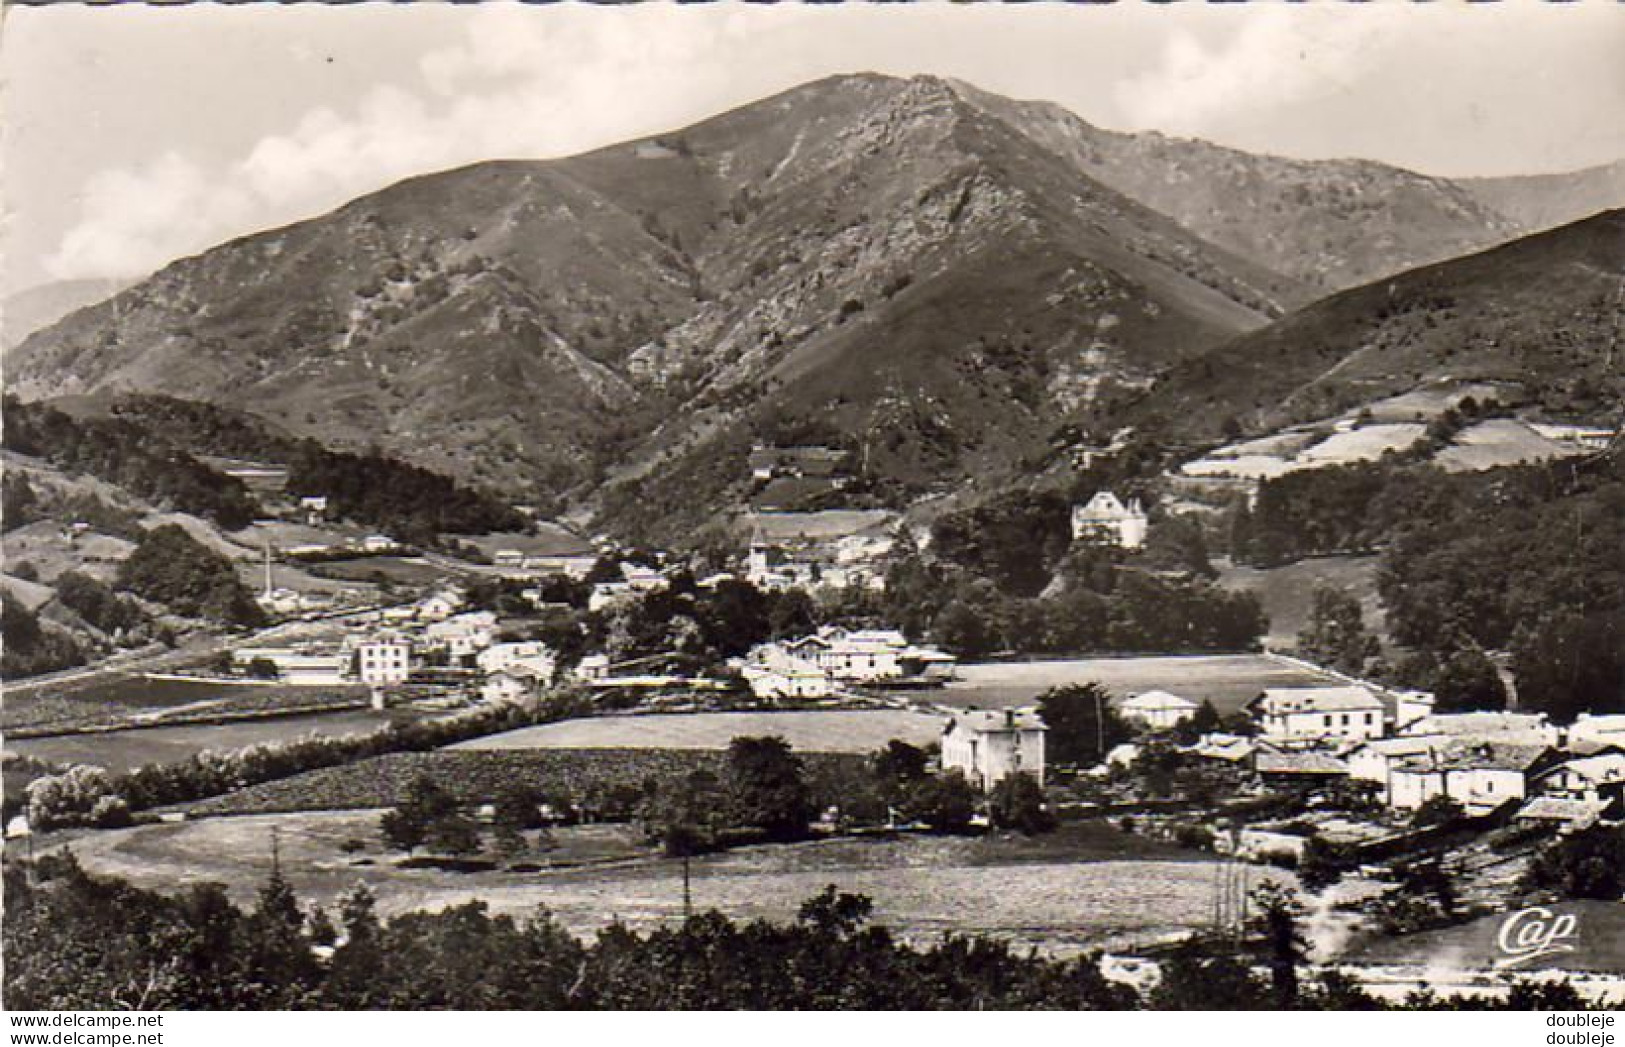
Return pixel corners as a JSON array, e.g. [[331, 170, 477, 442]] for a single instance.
[[1, 673, 369, 732], [184, 749, 869, 816], [1216, 554, 1384, 650], [1294, 424, 1425, 465], [307, 556, 445, 585], [49, 812, 1254, 954], [456, 709, 948, 755], [5, 707, 391, 775], [920, 654, 1340, 715], [457, 527, 594, 558], [1435, 419, 1588, 473]]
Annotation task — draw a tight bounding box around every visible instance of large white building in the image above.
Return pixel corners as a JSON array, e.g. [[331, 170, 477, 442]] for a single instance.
[[941, 708, 1047, 790], [356, 634, 412, 686], [1248, 686, 1385, 742], [1071, 492, 1149, 550]]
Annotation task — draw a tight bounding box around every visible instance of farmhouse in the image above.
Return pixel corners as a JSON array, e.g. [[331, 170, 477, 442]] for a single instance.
[[1070, 491, 1149, 550], [1248, 686, 1385, 742], [1386, 741, 1557, 815], [1252, 744, 1349, 784], [1118, 689, 1200, 730], [941, 708, 1047, 790], [424, 611, 497, 662]]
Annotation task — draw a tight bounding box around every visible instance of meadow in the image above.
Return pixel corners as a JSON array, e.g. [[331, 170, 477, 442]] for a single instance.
[[456, 709, 948, 755], [49, 811, 1245, 956], [1216, 554, 1384, 650], [920, 654, 1339, 715], [5, 706, 390, 775]]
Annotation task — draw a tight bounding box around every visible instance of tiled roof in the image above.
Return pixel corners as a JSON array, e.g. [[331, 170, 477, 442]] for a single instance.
[[1121, 689, 1200, 712], [1254, 686, 1384, 714], [947, 709, 1047, 734]]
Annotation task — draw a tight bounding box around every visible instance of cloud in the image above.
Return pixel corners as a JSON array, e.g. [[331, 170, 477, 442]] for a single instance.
[[1111, 7, 1392, 140], [43, 6, 778, 282]]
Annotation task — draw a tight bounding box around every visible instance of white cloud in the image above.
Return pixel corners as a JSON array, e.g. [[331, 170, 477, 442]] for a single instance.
[[43, 6, 776, 282], [1111, 7, 1392, 140]]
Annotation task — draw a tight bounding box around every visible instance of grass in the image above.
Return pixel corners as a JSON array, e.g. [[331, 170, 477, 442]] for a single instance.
[[307, 557, 445, 585], [1, 675, 369, 732], [456, 709, 947, 755], [5, 707, 392, 775], [48, 811, 1249, 955], [1216, 554, 1384, 650], [920, 654, 1340, 716], [1435, 419, 1588, 473]]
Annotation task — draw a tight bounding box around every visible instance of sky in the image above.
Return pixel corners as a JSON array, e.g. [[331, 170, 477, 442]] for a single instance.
[[2, 2, 1623, 295]]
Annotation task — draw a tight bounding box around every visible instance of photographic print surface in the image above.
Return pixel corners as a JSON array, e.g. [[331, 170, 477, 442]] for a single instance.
[[2, 0, 1623, 1013]]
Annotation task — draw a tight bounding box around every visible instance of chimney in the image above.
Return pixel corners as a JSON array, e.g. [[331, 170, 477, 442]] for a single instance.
[[1005, 709, 1015, 729]]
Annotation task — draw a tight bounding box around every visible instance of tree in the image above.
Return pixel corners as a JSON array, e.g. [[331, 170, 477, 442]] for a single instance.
[[117, 524, 265, 628], [492, 783, 543, 832], [423, 814, 482, 857], [904, 770, 978, 834], [1297, 586, 1378, 675], [641, 770, 725, 857], [1296, 836, 1343, 893], [1038, 683, 1131, 766], [723, 736, 814, 841], [1250, 882, 1309, 1007], [987, 773, 1054, 835], [379, 774, 458, 853], [1410, 795, 1465, 829], [1524, 825, 1624, 901]]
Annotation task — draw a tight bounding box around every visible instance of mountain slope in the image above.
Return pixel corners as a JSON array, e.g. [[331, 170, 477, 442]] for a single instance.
[[1459, 159, 1625, 235], [946, 81, 1524, 294], [1123, 209, 1625, 443]]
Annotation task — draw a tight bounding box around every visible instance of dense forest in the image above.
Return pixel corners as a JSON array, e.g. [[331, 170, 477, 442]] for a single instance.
[[117, 524, 265, 628], [2, 397, 260, 530], [1232, 450, 1625, 720]]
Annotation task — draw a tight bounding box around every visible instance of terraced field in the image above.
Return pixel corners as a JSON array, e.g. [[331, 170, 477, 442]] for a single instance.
[[185, 748, 871, 816], [456, 709, 947, 754]]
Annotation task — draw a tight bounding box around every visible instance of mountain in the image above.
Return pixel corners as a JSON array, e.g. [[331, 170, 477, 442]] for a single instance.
[[11, 74, 1618, 541], [2, 277, 131, 351], [10, 74, 1299, 534], [1459, 159, 1625, 235], [1123, 209, 1625, 444], [944, 82, 1525, 294]]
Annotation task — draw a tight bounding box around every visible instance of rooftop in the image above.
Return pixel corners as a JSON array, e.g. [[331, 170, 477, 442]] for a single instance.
[[1252, 686, 1384, 714], [947, 709, 1047, 735]]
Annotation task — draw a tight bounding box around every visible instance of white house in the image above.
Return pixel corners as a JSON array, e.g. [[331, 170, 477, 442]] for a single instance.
[[417, 590, 465, 622], [359, 535, 397, 554], [1346, 734, 1445, 785], [1071, 492, 1149, 550], [425, 611, 497, 662], [356, 634, 412, 686], [481, 671, 530, 705], [1118, 690, 1200, 730], [940, 708, 1047, 790], [573, 654, 611, 682], [1387, 741, 1555, 815], [476, 641, 556, 678], [298, 495, 329, 524], [742, 663, 836, 701], [1248, 686, 1385, 742]]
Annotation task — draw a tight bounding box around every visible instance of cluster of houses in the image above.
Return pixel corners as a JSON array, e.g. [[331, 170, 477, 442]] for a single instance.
[[742, 510, 898, 593], [1113, 682, 1625, 831], [739, 626, 958, 700], [234, 587, 562, 707]]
